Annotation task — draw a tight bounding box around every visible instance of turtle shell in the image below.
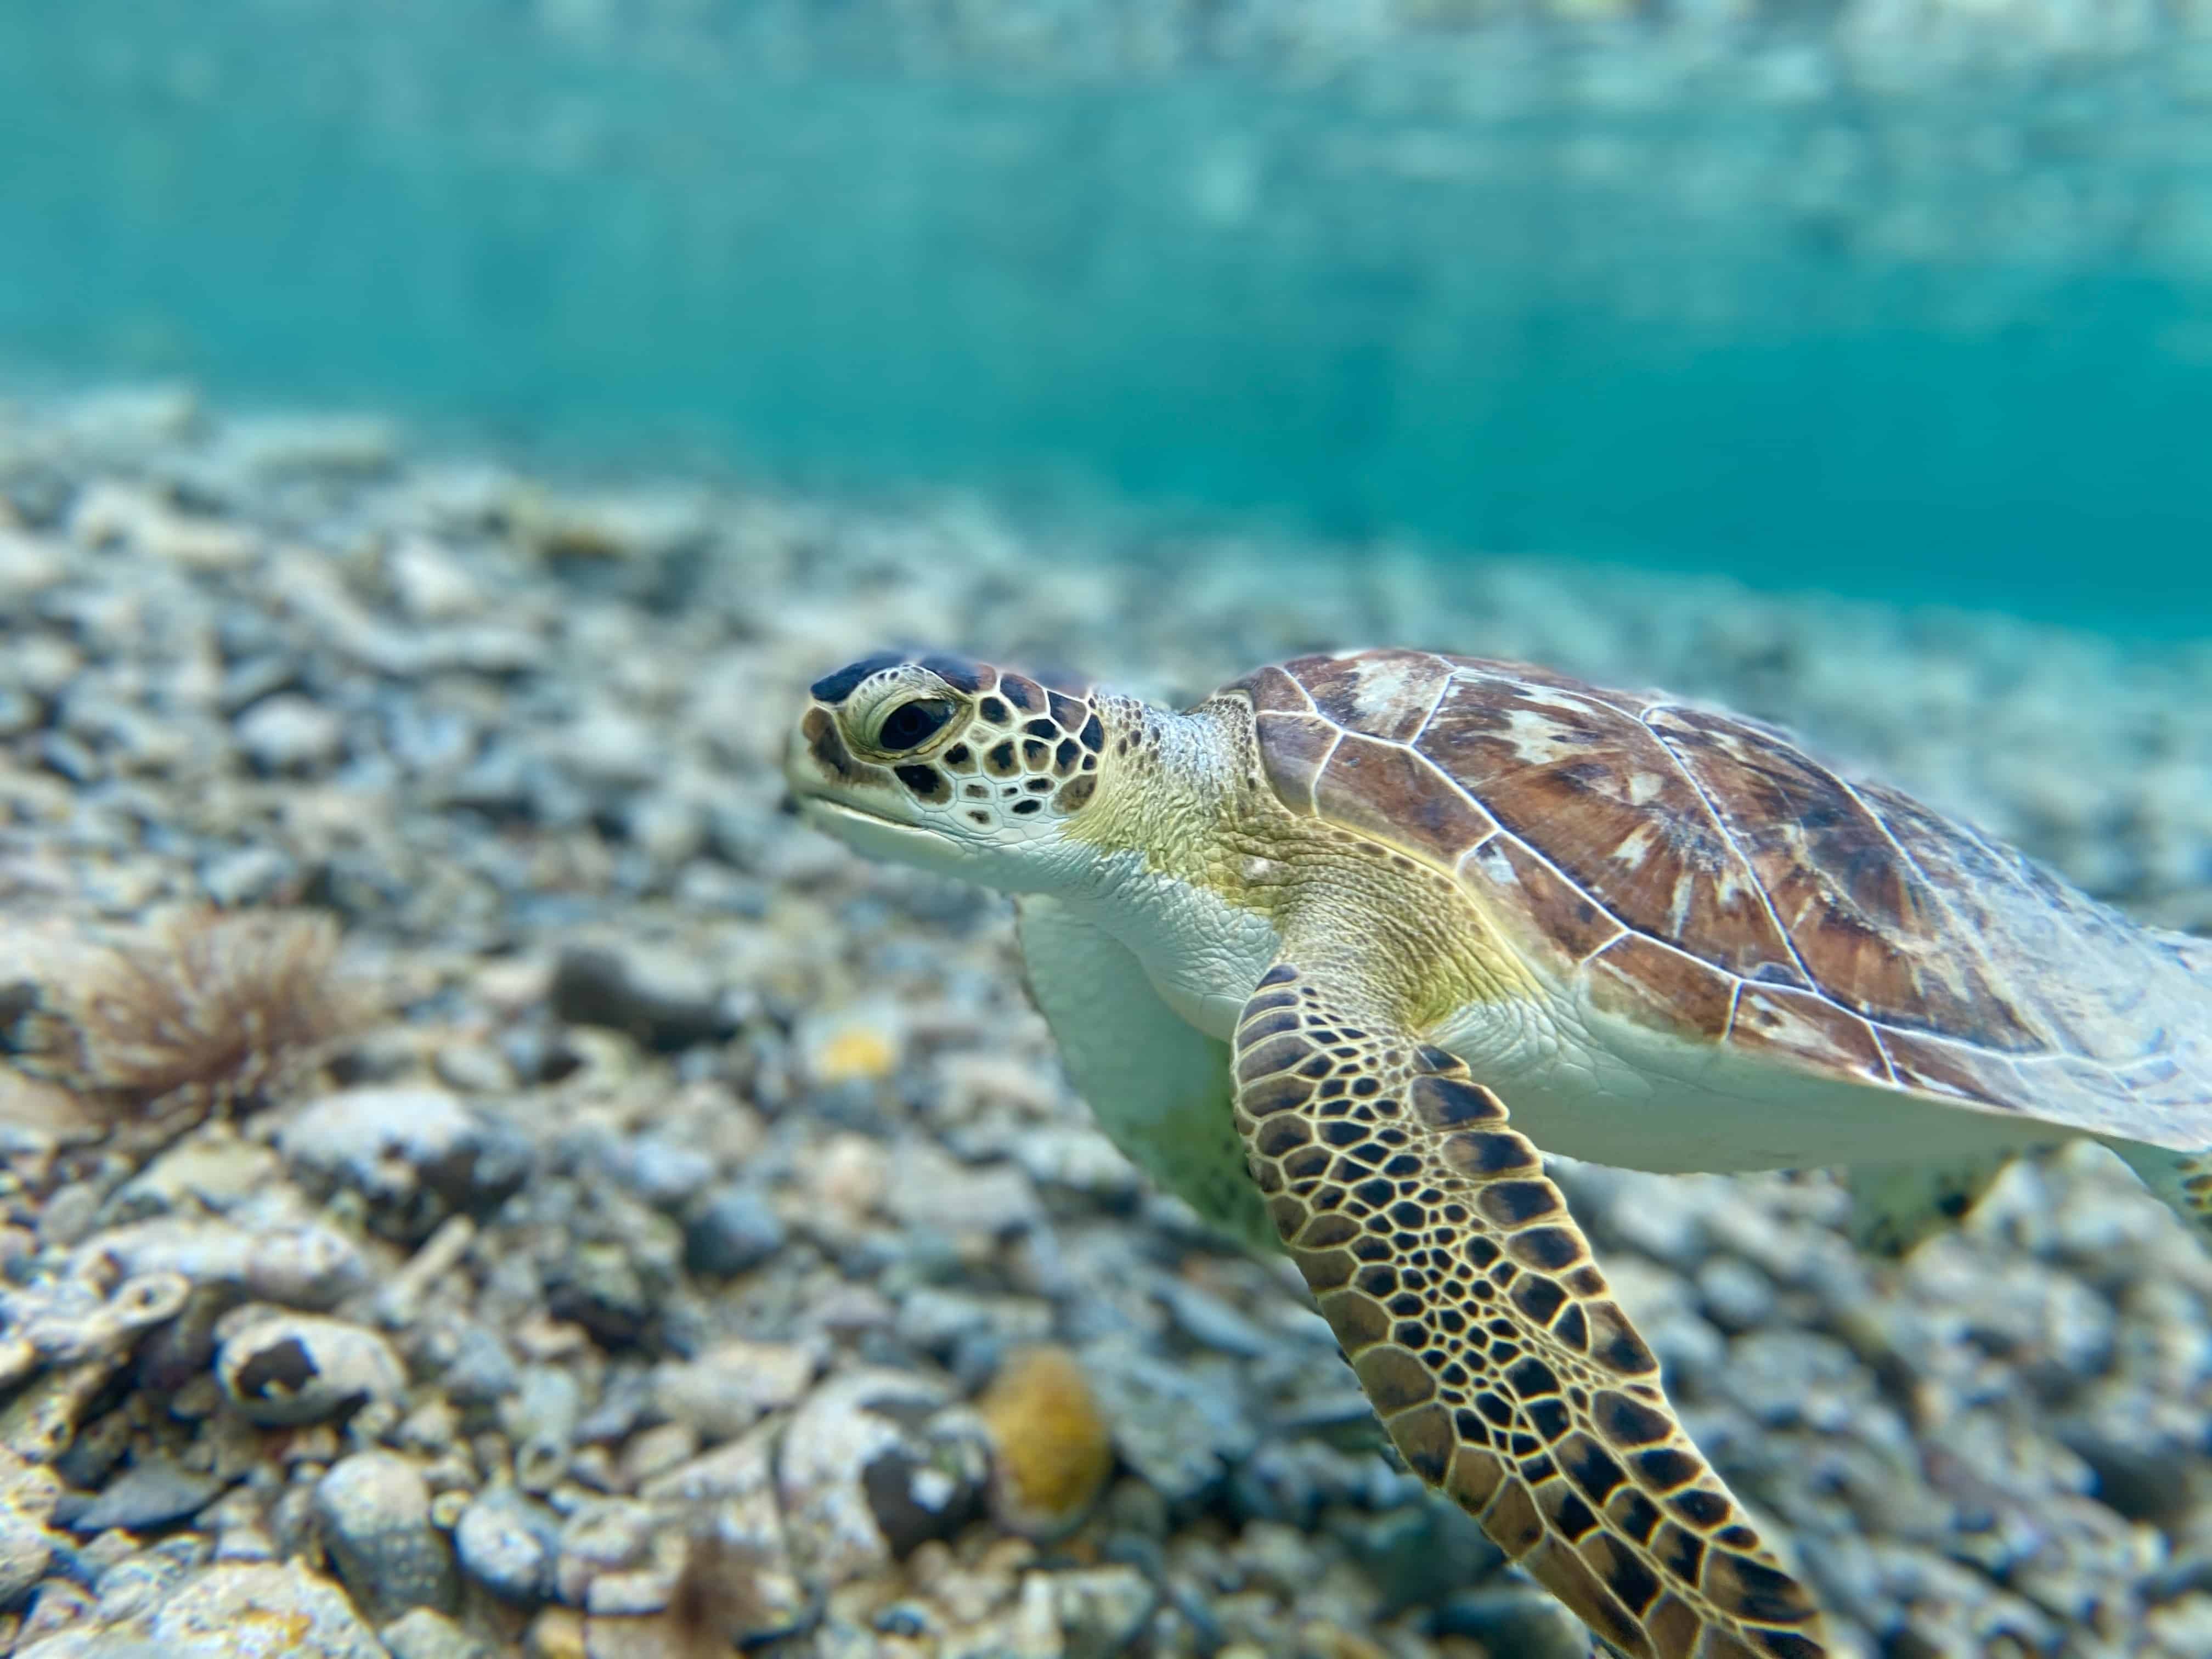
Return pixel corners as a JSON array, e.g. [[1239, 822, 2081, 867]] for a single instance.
[[1231, 648, 2212, 1146]]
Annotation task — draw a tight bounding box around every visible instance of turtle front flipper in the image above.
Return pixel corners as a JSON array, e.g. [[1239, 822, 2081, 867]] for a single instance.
[[1231, 963, 1830, 1659]]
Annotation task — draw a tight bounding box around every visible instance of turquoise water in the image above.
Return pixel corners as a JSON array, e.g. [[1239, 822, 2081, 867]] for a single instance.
[[7, 3, 2212, 632]]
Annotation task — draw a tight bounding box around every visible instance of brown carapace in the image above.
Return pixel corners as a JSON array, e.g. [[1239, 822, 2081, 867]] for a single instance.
[[1235, 649, 2210, 1142]]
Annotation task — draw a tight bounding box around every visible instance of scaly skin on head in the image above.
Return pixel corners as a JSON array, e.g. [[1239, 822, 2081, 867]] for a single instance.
[[787, 654, 1534, 1033]]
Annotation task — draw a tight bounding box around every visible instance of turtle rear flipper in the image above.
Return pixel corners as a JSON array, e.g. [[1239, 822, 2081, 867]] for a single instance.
[[2108, 1141, 2212, 1246], [1844, 1153, 2022, 1257]]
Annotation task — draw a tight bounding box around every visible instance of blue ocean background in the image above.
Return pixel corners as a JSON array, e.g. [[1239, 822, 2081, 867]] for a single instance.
[[5, 1, 2212, 633]]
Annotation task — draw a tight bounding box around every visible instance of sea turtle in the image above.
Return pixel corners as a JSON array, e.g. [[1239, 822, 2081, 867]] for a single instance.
[[783, 646, 2212, 1659]]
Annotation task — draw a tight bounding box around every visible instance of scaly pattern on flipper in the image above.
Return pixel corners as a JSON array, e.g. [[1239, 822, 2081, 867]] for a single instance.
[[1846, 1153, 2020, 1258], [1229, 963, 1830, 1659], [2107, 1141, 2212, 1248]]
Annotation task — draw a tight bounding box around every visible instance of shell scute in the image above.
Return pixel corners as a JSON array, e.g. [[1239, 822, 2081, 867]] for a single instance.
[[1878, 1028, 2025, 1110], [1728, 985, 1892, 1088], [1316, 734, 1496, 869], [1235, 663, 1317, 716], [1288, 649, 1457, 743], [1645, 707, 2042, 1052], [1252, 712, 1339, 814], [1584, 935, 1737, 1045], [1418, 673, 1797, 983], [1464, 836, 1623, 967]]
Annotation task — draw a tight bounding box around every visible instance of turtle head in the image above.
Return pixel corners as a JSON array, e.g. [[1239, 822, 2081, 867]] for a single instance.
[[785, 652, 1113, 890]]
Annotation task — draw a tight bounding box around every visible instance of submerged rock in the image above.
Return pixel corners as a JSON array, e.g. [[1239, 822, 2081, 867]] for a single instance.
[[280, 1086, 534, 1242], [313, 1451, 459, 1623], [15, 1559, 386, 1658], [215, 1310, 406, 1426], [776, 1369, 991, 1591]]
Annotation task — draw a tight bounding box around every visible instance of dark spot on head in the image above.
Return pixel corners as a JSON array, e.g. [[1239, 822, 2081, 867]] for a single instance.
[[1022, 740, 1051, 768], [1011, 798, 1042, 816], [1024, 776, 1053, 793], [810, 652, 903, 704], [1054, 738, 1080, 772], [893, 765, 949, 803], [943, 743, 973, 769], [803, 707, 872, 785], [1079, 714, 1104, 752], [1047, 690, 1087, 731], [1023, 718, 1059, 740], [997, 675, 1045, 714], [918, 652, 986, 692], [967, 810, 989, 825], [984, 741, 1018, 777], [979, 697, 1011, 725]]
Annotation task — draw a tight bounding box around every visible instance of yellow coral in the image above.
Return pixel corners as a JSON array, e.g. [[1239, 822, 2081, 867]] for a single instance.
[[977, 1345, 1113, 1539], [810, 1025, 897, 1084]]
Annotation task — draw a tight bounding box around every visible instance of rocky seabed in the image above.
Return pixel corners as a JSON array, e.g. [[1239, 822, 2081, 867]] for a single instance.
[[0, 386, 2207, 1657]]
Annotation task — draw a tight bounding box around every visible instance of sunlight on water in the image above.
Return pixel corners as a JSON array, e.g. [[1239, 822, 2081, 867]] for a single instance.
[[4, 2, 2212, 629]]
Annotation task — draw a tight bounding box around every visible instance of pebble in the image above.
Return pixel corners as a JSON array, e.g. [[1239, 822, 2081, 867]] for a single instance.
[[548, 945, 740, 1054], [62, 1456, 223, 1533], [279, 1086, 535, 1242], [15, 1559, 387, 1658], [235, 693, 346, 773], [215, 1310, 406, 1426], [454, 1488, 560, 1604], [380, 1607, 498, 1659], [1431, 1587, 1593, 1659], [681, 1187, 786, 1278], [651, 1339, 816, 1441], [107, 1130, 284, 1222], [312, 1451, 460, 1623], [1081, 1335, 1259, 1505], [0, 1450, 61, 1602], [777, 1370, 990, 1590], [883, 1145, 1041, 1239], [1049, 1564, 1156, 1659]]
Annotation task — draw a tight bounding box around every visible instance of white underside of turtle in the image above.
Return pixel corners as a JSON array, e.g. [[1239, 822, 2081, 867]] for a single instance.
[[786, 645, 2212, 1659]]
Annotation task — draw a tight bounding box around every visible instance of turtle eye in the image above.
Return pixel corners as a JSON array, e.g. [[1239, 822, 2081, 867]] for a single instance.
[[875, 698, 955, 753]]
